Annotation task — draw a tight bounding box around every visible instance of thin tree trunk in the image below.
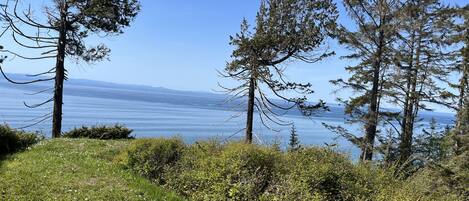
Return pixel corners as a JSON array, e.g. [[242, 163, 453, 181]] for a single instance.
[[399, 80, 416, 163], [455, 28, 469, 152], [399, 95, 415, 163], [361, 28, 385, 161], [245, 74, 255, 144], [457, 29, 469, 131], [398, 28, 414, 164], [52, 3, 67, 138], [399, 31, 422, 163]]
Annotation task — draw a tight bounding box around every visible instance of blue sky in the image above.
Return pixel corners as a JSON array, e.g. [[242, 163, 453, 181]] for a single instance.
[[1, 0, 467, 107]]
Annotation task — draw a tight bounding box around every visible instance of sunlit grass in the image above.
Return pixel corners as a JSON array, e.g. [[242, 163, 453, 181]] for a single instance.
[[0, 139, 182, 201]]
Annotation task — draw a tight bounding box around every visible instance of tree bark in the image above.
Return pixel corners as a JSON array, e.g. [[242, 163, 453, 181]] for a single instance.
[[361, 28, 385, 161], [455, 28, 469, 152], [52, 2, 67, 138], [245, 74, 255, 144], [399, 31, 421, 163]]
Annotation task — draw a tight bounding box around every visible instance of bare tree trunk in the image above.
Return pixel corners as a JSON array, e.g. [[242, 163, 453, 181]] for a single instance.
[[361, 28, 385, 161], [245, 74, 255, 144], [52, 3, 67, 138]]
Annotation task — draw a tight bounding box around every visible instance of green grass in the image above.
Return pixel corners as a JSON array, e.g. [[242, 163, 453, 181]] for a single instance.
[[0, 139, 183, 201]]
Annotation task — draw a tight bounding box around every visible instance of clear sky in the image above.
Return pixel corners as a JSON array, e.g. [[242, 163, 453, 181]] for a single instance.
[[1, 0, 467, 106]]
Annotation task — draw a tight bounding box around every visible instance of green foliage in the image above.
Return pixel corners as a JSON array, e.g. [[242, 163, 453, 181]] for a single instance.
[[0, 139, 182, 200], [2, 136, 464, 200], [62, 0, 141, 62], [0, 124, 42, 156], [118, 138, 186, 184], [414, 119, 451, 164], [454, 99, 469, 155], [220, 0, 338, 138], [118, 138, 467, 200], [165, 142, 280, 201], [375, 167, 466, 201], [68, 0, 140, 33], [288, 124, 300, 151], [63, 124, 134, 139], [328, 0, 400, 161], [263, 148, 380, 201]]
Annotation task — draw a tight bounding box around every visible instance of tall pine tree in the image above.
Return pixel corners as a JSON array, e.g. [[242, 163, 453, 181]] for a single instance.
[[327, 0, 399, 161], [0, 0, 140, 137], [388, 0, 453, 163], [454, 6, 469, 153], [221, 0, 338, 143]]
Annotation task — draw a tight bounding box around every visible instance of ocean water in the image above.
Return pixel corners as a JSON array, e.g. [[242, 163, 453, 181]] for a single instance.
[[0, 74, 456, 157]]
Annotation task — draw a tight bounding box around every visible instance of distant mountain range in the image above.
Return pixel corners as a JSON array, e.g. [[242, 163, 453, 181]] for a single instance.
[[0, 73, 455, 124]]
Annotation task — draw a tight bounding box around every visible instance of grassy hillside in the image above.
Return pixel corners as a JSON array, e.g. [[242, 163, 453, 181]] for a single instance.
[[0, 139, 182, 201]]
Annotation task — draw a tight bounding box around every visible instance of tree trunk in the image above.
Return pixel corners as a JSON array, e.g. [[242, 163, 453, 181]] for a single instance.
[[52, 3, 67, 138], [399, 72, 418, 163], [399, 32, 421, 163], [455, 28, 469, 152], [457, 28, 469, 130], [361, 28, 385, 161], [245, 74, 255, 143]]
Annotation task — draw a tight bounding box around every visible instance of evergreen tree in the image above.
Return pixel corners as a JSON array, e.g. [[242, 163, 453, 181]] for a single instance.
[[376, 127, 399, 167], [326, 0, 399, 161], [0, 0, 140, 137], [288, 124, 300, 151], [414, 118, 448, 164], [388, 0, 453, 164], [453, 6, 469, 154], [221, 0, 338, 143]]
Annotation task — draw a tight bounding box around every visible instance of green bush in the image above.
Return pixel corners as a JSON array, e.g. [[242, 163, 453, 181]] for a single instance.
[[116, 138, 466, 201], [260, 147, 376, 201], [373, 168, 465, 201], [164, 142, 281, 201], [0, 125, 42, 156], [63, 124, 134, 139], [380, 155, 468, 201], [118, 138, 185, 184]]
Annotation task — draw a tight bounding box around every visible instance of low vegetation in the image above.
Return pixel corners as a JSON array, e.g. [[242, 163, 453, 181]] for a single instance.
[[63, 124, 134, 140], [118, 138, 467, 201], [0, 139, 181, 201], [0, 124, 42, 156], [117, 138, 185, 183], [0, 0, 467, 200], [0, 132, 466, 200]]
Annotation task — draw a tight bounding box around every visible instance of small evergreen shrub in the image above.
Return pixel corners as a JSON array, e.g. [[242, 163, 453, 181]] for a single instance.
[[63, 124, 134, 139], [288, 124, 301, 151], [0, 125, 42, 156], [119, 138, 185, 183]]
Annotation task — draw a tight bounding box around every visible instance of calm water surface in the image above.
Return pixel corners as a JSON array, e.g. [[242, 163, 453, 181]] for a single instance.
[[0, 76, 455, 157]]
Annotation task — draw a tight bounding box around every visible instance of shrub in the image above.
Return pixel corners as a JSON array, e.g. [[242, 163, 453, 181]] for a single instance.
[[63, 124, 134, 139], [259, 147, 371, 201], [118, 138, 185, 183], [0, 124, 42, 156], [117, 138, 466, 201], [164, 142, 281, 201], [373, 168, 464, 201], [381, 157, 468, 201]]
